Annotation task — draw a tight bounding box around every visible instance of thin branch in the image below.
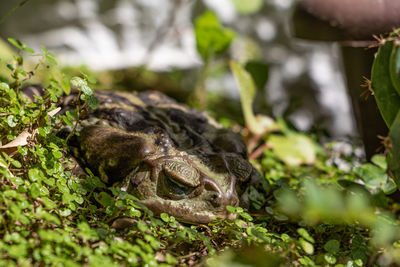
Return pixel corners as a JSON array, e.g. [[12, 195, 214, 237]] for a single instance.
[[141, 0, 185, 67], [0, 0, 32, 25]]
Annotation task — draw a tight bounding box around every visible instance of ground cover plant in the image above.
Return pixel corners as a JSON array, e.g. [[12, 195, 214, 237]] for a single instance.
[[1, 7, 400, 267]]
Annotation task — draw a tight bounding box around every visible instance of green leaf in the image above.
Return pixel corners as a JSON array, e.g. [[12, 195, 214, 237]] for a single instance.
[[22, 45, 34, 54], [324, 254, 337, 265], [88, 95, 99, 109], [383, 177, 397, 194], [388, 110, 400, 187], [299, 238, 314, 255], [30, 183, 41, 198], [0, 82, 10, 92], [6, 115, 17, 127], [41, 46, 48, 54], [16, 68, 26, 76], [226, 205, 236, 213], [8, 38, 22, 50], [324, 239, 340, 254], [371, 154, 387, 170], [232, 0, 263, 14], [239, 211, 253, 221], [8, 244, 27, 259], [297, 228, 314, 243], [353, 163, 388, 191], [371, 41, 400, 127], [230, 60, 256, 128], [81, 85, 94, 97], [268, 134, 316, 166], [41, 46, 57, 64], [61, 76, 71, 95], [245, 61, 269, 90], [165, 254, 178, 265], [45, 53, 57, 65], [390, 43, 400, 95], [28, 168, 44, 182], [160, 213, 169, 222], [7, 63, 16, 70], [194, 11, 235, 61], [230, 60, 276, 135], [70, 77, 94, 96], [41, 197, 57, 209], [52, 150, 63, 159], [81, 72, 97, 84], [78, 222, 99, 241], [354, 259, 363, 266], [95, 192, 114, 207], [59, 209, 71, 217], [10, 158, 21, 168], [65, 110, 78, 121]]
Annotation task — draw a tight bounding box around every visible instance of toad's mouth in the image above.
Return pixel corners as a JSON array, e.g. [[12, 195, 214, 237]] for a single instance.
[[140, 198, 236, 224], [123, 156, 239, 223]]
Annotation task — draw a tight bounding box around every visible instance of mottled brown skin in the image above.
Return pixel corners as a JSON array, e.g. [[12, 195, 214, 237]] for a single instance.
[[65, 90, 256, 224]]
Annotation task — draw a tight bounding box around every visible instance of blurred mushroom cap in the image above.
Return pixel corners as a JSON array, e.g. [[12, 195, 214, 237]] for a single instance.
[[294, 0, 400, 40]]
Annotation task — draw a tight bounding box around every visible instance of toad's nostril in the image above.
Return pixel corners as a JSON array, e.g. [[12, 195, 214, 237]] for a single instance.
[[203, 176, 239, 207], [229, 194, 239, 207], [208, 192, 222, 207], [203, 176, 224, 207]]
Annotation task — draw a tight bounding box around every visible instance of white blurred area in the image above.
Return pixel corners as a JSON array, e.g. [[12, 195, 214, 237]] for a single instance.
[[2, 0, 201, 70], [0, 0, 355, 137]]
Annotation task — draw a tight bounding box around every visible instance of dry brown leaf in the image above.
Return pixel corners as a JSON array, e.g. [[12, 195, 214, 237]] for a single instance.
[[0, 130, 31, 148], [0, 107, 60, 150], [48, 107, 61, 117]]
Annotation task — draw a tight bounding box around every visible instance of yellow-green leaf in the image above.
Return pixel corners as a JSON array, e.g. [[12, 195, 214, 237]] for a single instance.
[[268, 134, 316, 166]]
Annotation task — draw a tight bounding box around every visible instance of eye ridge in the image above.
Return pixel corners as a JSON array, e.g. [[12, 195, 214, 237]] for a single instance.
[[166, 173, 192, 189]]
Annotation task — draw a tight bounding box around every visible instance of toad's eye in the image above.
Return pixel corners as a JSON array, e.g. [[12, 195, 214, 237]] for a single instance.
[[157, 171, 196, 200]]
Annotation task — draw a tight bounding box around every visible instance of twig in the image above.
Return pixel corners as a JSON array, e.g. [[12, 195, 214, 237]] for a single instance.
[[65, 92, 82, 144], [141, 0, 185, 67], [0, 0, 32, 25], [249, 143, 270, 160]]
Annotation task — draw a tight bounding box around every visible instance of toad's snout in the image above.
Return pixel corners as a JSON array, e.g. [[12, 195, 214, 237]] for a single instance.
[[203, 175, 239, 208]]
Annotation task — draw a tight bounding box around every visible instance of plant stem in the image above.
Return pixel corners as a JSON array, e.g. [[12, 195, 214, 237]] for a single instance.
[[193, 57, 211, 109], [0, 0, 32, 25], [65, 92, 82, 144]]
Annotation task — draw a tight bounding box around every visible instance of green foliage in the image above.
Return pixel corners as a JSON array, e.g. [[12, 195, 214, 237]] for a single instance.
[[244, 60, 269, 91], [194, 11, 235, 61], [232, 0, 263, 15], [0, 39, 307, 266], [371, 34, 400, 187], [2, 30, 400, 267], [353, 155, 396, 194], [192, 10, 236, 108], [230, 61, 316, 166], [371, 40, 400, 127], [230, 60, 276, 135], [268, 133, 317, 166]]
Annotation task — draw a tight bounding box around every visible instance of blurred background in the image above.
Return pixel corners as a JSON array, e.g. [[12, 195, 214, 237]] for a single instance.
[[0, 0, 355, 139]]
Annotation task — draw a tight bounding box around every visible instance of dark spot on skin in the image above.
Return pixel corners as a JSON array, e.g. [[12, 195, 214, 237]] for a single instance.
[[225, 154, 253, 182], [95, 91, 137, 106], [137, 91, 178, 106], [76, 126, 155, 184], [213, 129, 248, 158], [155, 133, 173, 154]]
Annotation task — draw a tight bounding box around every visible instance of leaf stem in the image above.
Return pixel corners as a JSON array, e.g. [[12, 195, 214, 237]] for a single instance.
[[0, 0, 31, 25]]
